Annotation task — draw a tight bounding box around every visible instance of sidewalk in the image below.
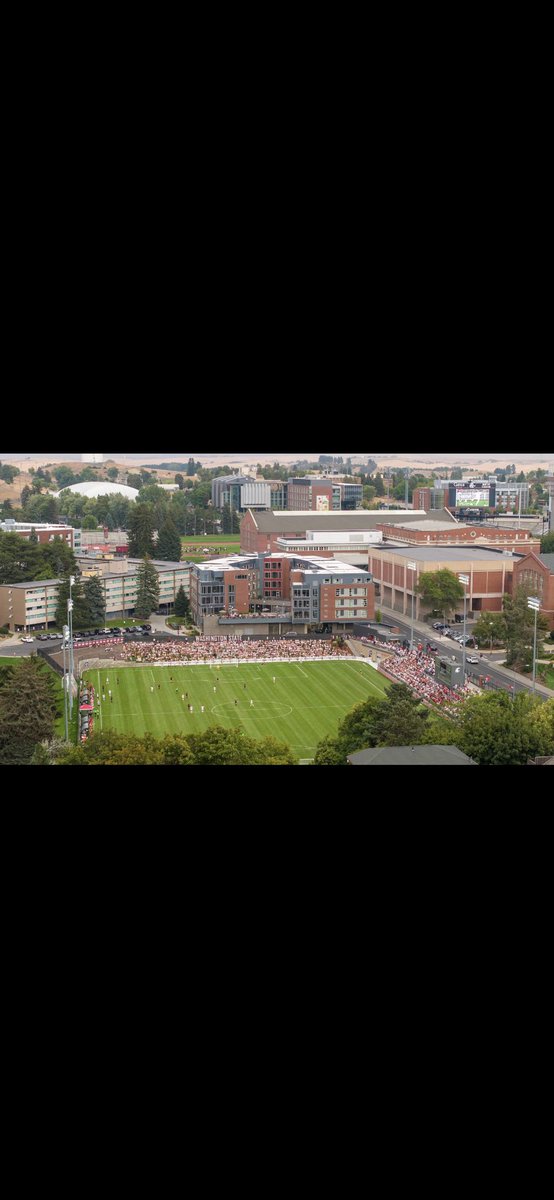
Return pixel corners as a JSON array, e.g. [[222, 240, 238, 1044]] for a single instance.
[[377, 603, 553, 700]]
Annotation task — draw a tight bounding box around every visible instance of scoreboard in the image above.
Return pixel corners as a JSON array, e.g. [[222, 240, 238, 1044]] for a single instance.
[[435, 657, 464, 688]]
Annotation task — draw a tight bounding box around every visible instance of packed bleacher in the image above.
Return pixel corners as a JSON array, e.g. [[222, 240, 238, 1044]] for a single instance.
[[367, 639, 473, 712], [120, 636, 352, 664]]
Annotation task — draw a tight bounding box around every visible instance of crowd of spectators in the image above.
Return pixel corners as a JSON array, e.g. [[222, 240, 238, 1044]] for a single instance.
[[120, 636, 352, 664], [369, 639, 474, 712]]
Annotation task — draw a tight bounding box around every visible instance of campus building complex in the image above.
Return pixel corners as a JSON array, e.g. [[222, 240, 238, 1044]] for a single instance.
[[512, 552, 554, 630], [212, 476, 363, 514], [412, 480, 530, 515], [0, 559, 192, 631], [375, 518, 540, 555], [0, 520, 81, 552], [190, 553, 374, 633], [240, 509, 445, 555], [367, 545, 523, 619]]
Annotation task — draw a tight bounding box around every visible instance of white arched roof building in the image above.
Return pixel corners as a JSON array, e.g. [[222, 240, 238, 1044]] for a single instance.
[[54, 482, 139, 500]]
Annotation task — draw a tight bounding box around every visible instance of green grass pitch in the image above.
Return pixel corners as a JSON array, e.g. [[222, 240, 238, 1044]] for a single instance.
[[84, 660, 390, 760]]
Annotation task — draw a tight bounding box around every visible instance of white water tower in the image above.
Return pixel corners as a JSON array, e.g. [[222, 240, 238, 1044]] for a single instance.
[[81, 453, 105, 464]]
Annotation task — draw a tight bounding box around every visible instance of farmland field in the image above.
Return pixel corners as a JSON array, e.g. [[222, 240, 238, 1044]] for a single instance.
[[83, 659, 390, 761]]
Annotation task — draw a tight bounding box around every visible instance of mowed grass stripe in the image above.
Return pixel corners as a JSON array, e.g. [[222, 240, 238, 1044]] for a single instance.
[[84, 661, 389, 758]]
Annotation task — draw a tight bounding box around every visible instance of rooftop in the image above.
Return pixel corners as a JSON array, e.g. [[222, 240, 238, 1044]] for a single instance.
[[3, 579, 62, 589], [370, 546, 523, 562], [247, 509, 456, 532], [539, 554, 554, 571], [347, 745, 477, 765]]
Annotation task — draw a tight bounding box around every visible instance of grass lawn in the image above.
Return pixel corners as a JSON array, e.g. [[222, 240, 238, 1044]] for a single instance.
[[84, 659, 390, 761], [537, 666, 554, 690], [180, 535, 240, 562]]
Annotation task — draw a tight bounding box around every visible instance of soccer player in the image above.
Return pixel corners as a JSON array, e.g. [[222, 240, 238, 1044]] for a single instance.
[[250, 699, 254, 707], [213, 686, 216, 693], [272, 676, 276, 684], [182, 694, 185, 701], [151, 686, 154, 693], [201, 705, 205, 713]]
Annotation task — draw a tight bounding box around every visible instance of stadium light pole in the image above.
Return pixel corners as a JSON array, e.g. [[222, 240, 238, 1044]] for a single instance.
[[407, 561, 416, 650], [527, 596, 540, 694], [458, 573, 469, 686], [62, 623, 69, 741], [68, 573, 75, 718]]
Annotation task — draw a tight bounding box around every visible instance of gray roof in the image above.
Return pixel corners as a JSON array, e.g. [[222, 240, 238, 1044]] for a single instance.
[[2, 578, 62, 589], [347, 745, 477, 765], [246, 509, 456, 532], [539, 554, 554, 571], [371, 546, 523, 562]]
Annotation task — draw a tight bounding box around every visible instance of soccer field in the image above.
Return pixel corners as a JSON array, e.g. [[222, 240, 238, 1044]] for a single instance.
[[84, 660, 390, 761]]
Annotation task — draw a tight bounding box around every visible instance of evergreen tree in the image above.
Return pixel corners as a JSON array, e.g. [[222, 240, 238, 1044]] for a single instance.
[[175, 474, 185, 489], [29, 527, 38, 543], [156, 515, 182, 562], [83, 574, 105, 626], [0, 657, 59, 763], [128, 503, 156, 558], [374, 473, 385, 496], [174, 585, 190, 618], [135, 557, 160, 619], [55, 575, 89, 630]]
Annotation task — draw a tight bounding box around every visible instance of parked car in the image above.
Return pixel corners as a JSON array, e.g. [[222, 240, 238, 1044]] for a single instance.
[[141, 624, 152, 631], [21, 636, 34, 643], [37, 634, 49, 641], [466, 656, 480, 665]]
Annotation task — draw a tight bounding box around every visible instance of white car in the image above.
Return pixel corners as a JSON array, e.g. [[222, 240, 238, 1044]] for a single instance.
[[466, 656, 480, 665], [21, 636, 34, 643]]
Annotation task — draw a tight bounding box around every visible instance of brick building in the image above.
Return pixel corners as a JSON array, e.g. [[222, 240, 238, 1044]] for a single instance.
[[285, 478, 362, 510], [512, 552, 554, 630], [376, 519, 540, 556], [190, 553, 374, 632], [0, 520, 81, 552], [367, 545, 522, 619], [240, 509, 453, 555], [0, 559, 192, 631]]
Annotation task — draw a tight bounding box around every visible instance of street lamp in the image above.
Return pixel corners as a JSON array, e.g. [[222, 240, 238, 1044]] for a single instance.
[[407, 561, 416, 650], [527, 596, 540, 694], [489, 622, 494, 653], [458, 573, 469, 685]]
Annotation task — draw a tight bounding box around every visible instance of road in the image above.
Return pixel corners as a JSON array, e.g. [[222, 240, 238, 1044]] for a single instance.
[[375, 606, 552, 701]]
